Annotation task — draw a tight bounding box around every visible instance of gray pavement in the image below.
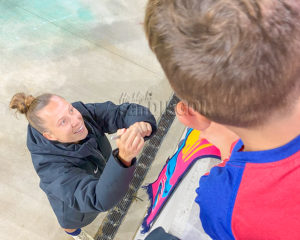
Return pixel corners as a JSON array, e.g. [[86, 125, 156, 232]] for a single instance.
[[0, 1, 183, 239]]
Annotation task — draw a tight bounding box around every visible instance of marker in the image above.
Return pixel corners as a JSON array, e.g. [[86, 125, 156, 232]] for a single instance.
[[111, 135, 122, 140], [111, 129, 126, 140]]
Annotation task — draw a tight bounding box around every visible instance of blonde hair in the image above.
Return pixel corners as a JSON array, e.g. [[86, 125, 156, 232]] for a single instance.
[[10, 93, 55, 133]]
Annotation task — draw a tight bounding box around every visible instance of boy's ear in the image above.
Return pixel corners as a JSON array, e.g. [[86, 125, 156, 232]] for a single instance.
[[42, 131, 57, 141], [175, 101, 211, 130]]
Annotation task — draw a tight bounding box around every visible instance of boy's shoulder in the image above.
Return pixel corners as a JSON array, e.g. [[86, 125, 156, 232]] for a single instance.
[[197, 137, 300, 239]]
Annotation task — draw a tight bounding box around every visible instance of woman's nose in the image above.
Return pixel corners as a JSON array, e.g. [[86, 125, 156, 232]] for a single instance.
[[71, 117, 80, 128]]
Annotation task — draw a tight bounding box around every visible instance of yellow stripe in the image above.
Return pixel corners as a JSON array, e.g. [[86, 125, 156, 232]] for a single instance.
[[183, 144, 212, 162]]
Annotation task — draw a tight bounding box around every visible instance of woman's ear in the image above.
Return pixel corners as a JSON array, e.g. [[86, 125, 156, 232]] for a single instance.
[[175, 101, 211, 130], [42, 131, 57, 141]]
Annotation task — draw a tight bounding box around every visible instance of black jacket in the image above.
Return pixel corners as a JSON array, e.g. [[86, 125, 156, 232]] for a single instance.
[[145, 227, 180, 240], [27, 101, 157, 228]]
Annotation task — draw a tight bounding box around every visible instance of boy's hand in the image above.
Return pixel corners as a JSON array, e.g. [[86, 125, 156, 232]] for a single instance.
[[116, 128, 145, 166], [130, 121, 152, 138]]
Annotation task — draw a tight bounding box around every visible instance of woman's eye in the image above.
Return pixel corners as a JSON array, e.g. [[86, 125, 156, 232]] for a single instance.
[[70, 108, 74, 113], [61, 119, 66, 126]]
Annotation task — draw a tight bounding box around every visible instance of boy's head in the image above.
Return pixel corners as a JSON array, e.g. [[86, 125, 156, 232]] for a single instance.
[[145, 0, 300, 128]]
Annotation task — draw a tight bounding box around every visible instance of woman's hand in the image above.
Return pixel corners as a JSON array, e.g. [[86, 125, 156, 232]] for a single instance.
[[129, 121, 152, 138], [116, 128, 145, 166]]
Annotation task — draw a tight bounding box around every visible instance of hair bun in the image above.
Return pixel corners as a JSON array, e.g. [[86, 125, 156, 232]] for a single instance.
[[10, 93, 35, 114], [25, 95, 35, 108]]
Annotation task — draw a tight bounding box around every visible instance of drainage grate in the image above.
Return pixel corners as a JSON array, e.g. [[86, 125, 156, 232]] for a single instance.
[[95, 94, 180, 240]]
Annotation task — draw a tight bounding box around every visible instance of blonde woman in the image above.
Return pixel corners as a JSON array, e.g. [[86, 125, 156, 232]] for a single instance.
[[10, 93, 156, 240]]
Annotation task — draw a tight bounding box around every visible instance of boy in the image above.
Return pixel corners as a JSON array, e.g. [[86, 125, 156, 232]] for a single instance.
[[144, 0, 300, 239]]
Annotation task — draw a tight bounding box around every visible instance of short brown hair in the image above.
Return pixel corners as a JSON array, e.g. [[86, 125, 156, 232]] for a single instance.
[[10, 93, 56, 133], [145, 0, 300, 127]]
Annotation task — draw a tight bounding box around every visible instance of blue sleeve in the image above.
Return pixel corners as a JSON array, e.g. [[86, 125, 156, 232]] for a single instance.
[[195, 163, 245, 240], [85, 101, 157, 137], [145, 227, 180, 240], [42, 153, 136, 212]]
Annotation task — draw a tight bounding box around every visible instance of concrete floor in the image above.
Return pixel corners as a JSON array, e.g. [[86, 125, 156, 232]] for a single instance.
[[115, 118, 185, 240], [0, 1, 184, 239]]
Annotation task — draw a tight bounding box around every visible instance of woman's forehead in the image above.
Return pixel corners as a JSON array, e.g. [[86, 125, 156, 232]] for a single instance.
[[38, 97, 71, 122]]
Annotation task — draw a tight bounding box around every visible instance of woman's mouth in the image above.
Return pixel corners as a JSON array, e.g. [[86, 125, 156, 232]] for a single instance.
[[74, 124, 84, 134]]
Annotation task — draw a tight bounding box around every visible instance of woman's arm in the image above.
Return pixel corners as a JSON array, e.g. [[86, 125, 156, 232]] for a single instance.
[[85, 101, 157, 137], [43, 153, 136, 213]]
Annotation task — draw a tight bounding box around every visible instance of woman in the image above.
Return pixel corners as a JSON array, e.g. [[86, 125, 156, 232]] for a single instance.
[[10, 93, 157, 240]]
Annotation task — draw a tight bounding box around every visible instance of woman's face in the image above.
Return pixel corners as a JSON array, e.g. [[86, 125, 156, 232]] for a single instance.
[[38, 96, 88, 143]]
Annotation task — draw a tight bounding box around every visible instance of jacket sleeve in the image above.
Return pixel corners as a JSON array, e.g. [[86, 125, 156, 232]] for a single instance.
[[85, 101, 157, 137], [145, 227, 180, 240], [42, 153, 136, 212]]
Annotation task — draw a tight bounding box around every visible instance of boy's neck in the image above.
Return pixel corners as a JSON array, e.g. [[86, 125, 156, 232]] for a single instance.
[[229, 107, 300, 152]]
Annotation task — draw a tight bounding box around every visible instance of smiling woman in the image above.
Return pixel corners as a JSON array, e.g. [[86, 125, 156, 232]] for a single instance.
[[9, 92, 157, 240], [36, 95, 89, 143], [10, 93, 89, 143]]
